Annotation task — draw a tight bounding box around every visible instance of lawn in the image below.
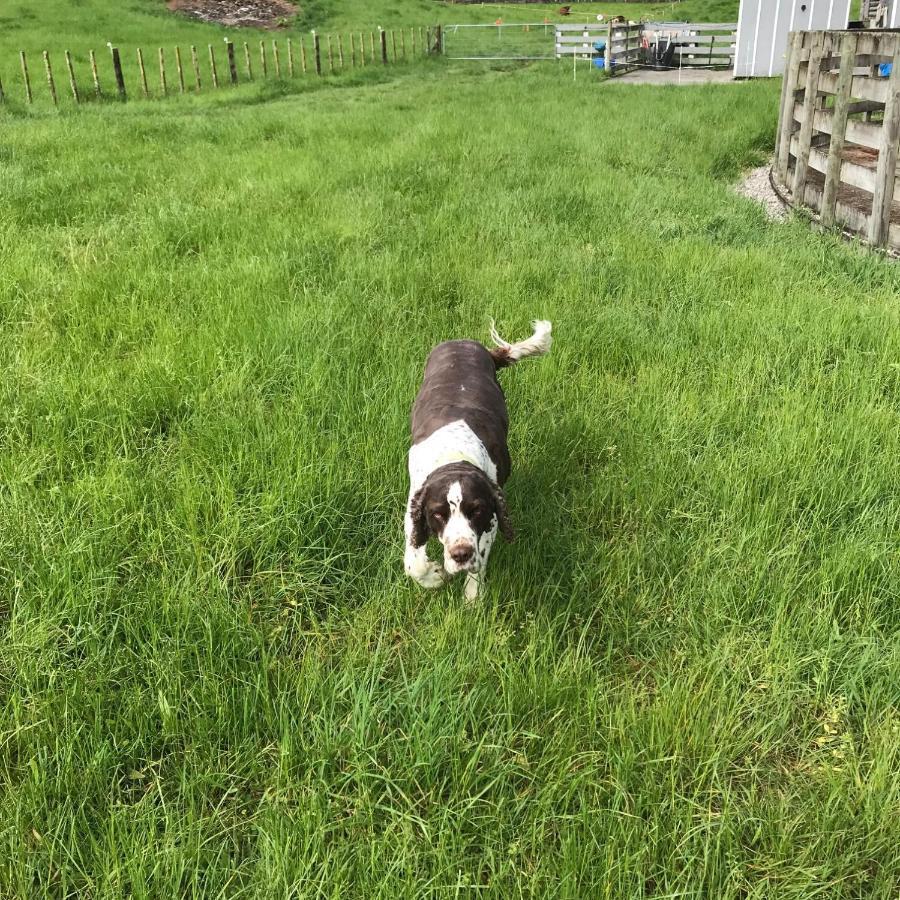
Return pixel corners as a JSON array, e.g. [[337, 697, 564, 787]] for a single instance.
[[2, 1, 900, 897]]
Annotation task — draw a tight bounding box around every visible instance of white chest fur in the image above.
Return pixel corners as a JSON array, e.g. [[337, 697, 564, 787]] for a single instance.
[[408, 420, 498, 493]]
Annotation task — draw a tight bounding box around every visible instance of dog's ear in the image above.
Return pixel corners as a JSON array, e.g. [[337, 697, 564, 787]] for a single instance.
[[408, 486, 429, 547], [491, 484, 515, 542]]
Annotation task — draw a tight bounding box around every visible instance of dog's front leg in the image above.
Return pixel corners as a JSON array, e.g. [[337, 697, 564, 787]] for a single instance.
[[404, 506, 448, 589], [465, 521, 498, 602]]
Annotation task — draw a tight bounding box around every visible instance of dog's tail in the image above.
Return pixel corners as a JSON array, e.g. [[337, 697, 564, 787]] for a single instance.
[[489, 320, 552, 369]]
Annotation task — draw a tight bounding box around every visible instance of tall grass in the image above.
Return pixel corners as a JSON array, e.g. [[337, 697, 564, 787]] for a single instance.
[[1, 48, 899, 900]]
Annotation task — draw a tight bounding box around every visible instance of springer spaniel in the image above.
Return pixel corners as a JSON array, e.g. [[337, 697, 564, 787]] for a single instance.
[[404, 320, 552, 600]]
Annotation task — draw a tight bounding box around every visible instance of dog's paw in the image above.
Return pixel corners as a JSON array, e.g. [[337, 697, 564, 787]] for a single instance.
[[417, 562, 450, 590], [464, 573, 480, 603]]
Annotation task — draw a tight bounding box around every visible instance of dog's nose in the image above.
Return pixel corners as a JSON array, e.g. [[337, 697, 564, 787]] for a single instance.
[[449, 543, 475, 564]]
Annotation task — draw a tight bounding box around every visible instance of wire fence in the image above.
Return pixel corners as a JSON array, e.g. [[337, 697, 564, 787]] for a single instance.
[[0, 27, 442, 108]]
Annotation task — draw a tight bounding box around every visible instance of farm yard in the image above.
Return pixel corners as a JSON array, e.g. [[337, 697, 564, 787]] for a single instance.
[[2, 0, 900, 897]]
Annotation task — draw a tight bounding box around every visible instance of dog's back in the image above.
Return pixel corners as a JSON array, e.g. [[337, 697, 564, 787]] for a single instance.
[[412, 340, 511, 483]]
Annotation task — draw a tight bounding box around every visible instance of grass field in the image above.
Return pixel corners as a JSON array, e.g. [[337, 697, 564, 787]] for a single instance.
[[3, 0, 900, 896], [0, 0, 741, 59]]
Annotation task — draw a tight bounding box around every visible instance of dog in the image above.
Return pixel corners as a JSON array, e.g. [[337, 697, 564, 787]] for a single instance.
[[404, 320, 552, 600]]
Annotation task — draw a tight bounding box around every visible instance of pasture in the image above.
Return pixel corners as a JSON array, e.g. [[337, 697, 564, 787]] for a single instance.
[[2, 0, 900, 897]]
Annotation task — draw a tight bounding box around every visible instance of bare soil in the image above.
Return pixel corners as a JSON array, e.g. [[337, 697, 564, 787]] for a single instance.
[[167, 0, 298, 29]]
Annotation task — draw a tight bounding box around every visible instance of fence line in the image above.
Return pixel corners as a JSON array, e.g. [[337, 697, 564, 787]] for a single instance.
[[1, 27, 440, 107], [774, 29, 900, 252]]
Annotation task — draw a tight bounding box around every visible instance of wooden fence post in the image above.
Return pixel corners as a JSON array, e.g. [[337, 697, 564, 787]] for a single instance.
[[137, 48, 149, 97], [435, 25, 443, 55], [381, 29, 388, 65], [313, 32, 322, 75], [111, 46, 126, 99], [190, 45, 201, 90], [327, 34, 334, 73], [821, 33, 856, 228], [159, 47, 168, 96], [360, 32, 366, 66], [776, 31, 803, 186], [227, 41, 238, 84], [175, 47, 185, 92], [208, 44, 219, 88], [791, 32, 825, 200], [273, 40, 281, 77], [339, 34, 345, 69], [90, 49, 102, 98], [65, 50, 79, 103], [20, 51, 32, 104], [411, 27, 416, 57], [868, 40, 900, 248], [0, 75, 4, 104], [300, 38, 307, 74], [244, 42, 253, 79], [287, 38, 295, 76], [43, 51, 58, 106], [350, 32, 356, 67], [370, 31, 376, 62], [401, 29, 406, 60], [260, 40, 267, 77]]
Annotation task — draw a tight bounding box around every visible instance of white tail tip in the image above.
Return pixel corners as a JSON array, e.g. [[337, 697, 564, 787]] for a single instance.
[[489, 319, 552, 363]]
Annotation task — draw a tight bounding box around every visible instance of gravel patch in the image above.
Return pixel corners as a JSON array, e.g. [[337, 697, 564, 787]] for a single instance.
[[736, 164, 788, 221]]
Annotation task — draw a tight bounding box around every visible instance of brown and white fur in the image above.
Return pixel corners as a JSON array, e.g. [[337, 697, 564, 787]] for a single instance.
[[404, 320, 552, 600]]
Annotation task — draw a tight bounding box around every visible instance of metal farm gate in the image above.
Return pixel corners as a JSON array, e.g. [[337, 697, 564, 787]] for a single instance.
[[442, 22, 556, 61]]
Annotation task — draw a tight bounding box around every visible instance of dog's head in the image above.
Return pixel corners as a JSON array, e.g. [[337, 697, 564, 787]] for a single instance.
[[409, 463, 513, 576]]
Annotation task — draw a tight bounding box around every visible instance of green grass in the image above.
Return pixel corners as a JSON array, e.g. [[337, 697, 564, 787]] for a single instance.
[[3, 7, 900, 898], [0, 0, 741, 59], [0, 0, 740, 104]]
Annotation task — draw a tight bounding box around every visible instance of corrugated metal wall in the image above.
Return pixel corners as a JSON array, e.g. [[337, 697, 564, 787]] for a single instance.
[[734, 0, 851, 77]]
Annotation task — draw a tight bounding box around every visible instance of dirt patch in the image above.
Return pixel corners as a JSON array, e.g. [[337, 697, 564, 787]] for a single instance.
[[167, 0, 298, 29]]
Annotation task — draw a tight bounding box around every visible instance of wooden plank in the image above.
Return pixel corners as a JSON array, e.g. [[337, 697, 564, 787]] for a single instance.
[[176, 46, 186, 92], [159, 47, 168, 95], [90, 49, 101, 98], [137, 48, 149, 97], [190, 45, 201, 90], [816, 71, 889, 104], [821, 33, 858, 228], [776, 31, 797, 156], [792, 33, 826, 198], [800, 180, 900, 252], [793, 102, 883, 151], [111, 46, 126, 99], [208, 44, 219, 88], [226, 41, 238, 84], [65, 50, 79, 103], [868, 41, 900, 248], [777, 32, 803, 185], [43, 51, 58, 107], [791, 138, 882, 193]]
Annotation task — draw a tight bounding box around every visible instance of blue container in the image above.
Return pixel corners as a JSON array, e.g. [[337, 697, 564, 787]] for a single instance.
[[593, 57, 606, 69], [879, 62, 893, 77]]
